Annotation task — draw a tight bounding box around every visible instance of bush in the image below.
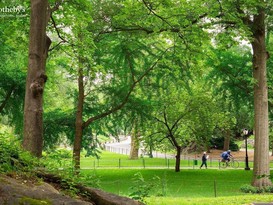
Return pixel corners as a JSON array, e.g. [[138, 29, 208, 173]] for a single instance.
[[240, 184, 273, 194], [240, 184, 259, 193], [42, 149, 74, 174], [129, 172, 154, 202], [45, 149, 72, 159], [129, 172, 166, 202], [0, 132, 37, 173]]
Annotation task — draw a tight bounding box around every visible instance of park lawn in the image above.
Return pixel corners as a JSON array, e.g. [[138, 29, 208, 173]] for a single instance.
[[79, 168, 273, 204], [77, 151, 273, 204], [80, 150, 271, 170], [80, 151, 241, 169], [80, 169, 253, 198], [146, 195, 273, 205]]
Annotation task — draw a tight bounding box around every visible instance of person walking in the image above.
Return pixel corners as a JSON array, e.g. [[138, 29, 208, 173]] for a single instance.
[[200, 152, 208, 169]]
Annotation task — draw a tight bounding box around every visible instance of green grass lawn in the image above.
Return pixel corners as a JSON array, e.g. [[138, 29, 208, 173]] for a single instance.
[[81, 169, 252, 197], [80, 150, 263, 169], [76, 151, 273, 205], [80, 168, 273, 205], [145, 195, 273, 205]]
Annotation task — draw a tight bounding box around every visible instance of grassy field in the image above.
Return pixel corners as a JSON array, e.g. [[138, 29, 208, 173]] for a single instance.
[[145, 195, 273, 205], [81, 169, 252, 197], [76, 151, 273, 205], [80, 151, 250, 169]]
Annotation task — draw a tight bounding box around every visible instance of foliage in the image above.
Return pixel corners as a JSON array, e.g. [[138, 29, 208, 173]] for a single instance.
[[210, 136, 239, 151], [44, 149, 72, 159], [79, 171, 101, 189], [41, 149, 73, 176], [1, 0, 273, 193], [0, 11, 28, 134], [43, 110, 75, 149], [240, 184, 273, 194], [0, 132, 37, 173], [129, 172, 161, 203]]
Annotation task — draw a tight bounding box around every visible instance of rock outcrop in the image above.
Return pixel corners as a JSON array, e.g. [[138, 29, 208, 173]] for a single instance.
[[0, 175, 144, 205]]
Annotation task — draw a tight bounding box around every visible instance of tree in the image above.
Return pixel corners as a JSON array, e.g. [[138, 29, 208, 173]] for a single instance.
[[250, 5, 272, 187], [22, 0, 51, 157], [216, 0, 273, 188], [200, 0, 272, 187], [206, 46, 254, 151], [149, 80, 218, 172], [154, 105, 187, 172]]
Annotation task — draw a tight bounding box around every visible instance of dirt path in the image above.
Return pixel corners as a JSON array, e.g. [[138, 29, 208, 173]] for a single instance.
[[192, 149, 273, 162]]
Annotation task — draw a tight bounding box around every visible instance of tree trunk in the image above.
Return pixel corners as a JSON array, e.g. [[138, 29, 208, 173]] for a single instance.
[[175, 146, 181, 172], [223, 130, 231, 151], [148, 138, 153, 158], [23, 0, 50, 157], [129, 135, 139, 159], [73, 57, 85, 171], [251, 8, 272, 187], [129, 126, 140, 159]]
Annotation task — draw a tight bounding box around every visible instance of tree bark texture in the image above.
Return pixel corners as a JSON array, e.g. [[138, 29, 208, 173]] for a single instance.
[[223, 130, 231, 151], [23, 0, 50, 157], [251, 7, 272, 187], [73, 58, 85, 171], [129, 132, 139, 160], [175, 145, 181, 172], [129, 121, 140, 159]]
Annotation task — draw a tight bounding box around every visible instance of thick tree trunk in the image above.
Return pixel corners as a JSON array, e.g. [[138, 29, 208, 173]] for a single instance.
[[251, 8, 272, 187], [73, 59, 85, 171], [23, 0, 50, 157], [175, 146, 181, 172]]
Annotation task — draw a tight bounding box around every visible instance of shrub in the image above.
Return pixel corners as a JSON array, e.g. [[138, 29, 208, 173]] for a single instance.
[[0, 132, 38, 174], [41, 149, 74, 174], [129, 172, 166, 202], [129, 172, 153, 202], [240, 184, 259, 193], [240, 184, 273, 194], [45, 149, 72, 159]]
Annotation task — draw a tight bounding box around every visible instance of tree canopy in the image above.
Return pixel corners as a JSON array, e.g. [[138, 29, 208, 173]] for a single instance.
[[1, 0, 273, 188]]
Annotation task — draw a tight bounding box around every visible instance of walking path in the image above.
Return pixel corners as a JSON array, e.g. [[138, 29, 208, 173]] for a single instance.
[[105, 138, 256, 161], [105, 137, 273, 169]]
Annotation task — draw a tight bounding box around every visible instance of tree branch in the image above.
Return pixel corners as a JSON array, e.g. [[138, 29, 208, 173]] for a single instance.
[[48, 15, 69, 51], [83, 48, 170, 128], [0, 86, 15, 113], [125, 50, 136, 82]]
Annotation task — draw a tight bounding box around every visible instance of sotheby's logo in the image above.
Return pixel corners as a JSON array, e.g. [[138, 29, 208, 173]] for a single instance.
[[0, 5, 27, 17]]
